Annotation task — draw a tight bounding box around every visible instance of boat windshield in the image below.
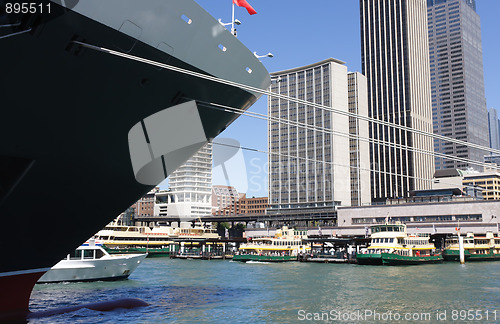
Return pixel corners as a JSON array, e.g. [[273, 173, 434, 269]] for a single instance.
[[258, 239, 273, 245], [69, 248, 105, 260], [371, 225, 405, 233], [371, 238, 395, 244]]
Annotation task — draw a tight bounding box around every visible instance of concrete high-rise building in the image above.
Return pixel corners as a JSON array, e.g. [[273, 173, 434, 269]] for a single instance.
[[348, 72, 371, 206], [360, 0, 435, 202], [428, 0, 489, 170], [157, 143, 212, 219], [488, 108, 500, 150], [268, 58, 370, 215]]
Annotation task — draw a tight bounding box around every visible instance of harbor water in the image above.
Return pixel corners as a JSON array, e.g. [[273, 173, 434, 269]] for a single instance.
[[29, 259, 500, 323]]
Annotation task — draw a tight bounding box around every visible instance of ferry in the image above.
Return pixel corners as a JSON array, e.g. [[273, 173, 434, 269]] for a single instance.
[[37, 240, 147, 283], [94, 221, 219, 257], [0, 0, 270, 319], [170, 223, 220, 240], [356, 223, 443, 265], [443, 232, 500, 262], [233, 227, 309, 262], [94, 223, 175, 257]]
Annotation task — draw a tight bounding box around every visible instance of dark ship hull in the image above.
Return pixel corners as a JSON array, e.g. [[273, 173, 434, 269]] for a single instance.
[[0, 0, 270, 319]]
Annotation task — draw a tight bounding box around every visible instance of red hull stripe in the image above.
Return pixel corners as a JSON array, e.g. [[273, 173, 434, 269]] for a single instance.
[[0, 270, 47, 319]]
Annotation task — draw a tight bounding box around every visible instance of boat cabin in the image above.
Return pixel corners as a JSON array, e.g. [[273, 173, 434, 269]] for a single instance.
[[65, 241, 108, 261], [67, 246, 107, 261]]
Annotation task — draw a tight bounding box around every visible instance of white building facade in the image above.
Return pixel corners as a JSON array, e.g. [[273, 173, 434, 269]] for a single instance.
[[348, 72, 371, 206], [268, 58, 370, 214], [337, 200, 500, 236], [155, 143, 212, 220]]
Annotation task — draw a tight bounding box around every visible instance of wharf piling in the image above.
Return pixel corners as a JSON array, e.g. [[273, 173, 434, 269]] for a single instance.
[[458, 235, 465, 264]]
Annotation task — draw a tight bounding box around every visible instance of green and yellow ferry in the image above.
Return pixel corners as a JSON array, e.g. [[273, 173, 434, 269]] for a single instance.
[[233, 226, 309, 262], [443, 232, 500, 262], [357, 223, 443, 265]]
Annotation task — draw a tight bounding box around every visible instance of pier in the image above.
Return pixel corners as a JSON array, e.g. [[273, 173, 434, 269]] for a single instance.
[[169, 238, 246, 260], [300, 237, 370, 264]]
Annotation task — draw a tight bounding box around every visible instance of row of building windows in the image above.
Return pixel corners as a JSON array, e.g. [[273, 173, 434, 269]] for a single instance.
[[353, 214, 482, 224]]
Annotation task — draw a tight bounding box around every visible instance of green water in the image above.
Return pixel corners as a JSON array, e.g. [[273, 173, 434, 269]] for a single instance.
[[30, 259, 500, 323]]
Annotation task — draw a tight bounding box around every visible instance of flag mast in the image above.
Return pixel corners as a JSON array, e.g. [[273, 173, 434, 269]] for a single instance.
[[231, 0, 235, 35]]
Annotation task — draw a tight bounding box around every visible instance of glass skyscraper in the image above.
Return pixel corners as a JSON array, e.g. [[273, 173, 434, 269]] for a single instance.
[[488, 108, 500, 151], [428, 0, 489, 170]]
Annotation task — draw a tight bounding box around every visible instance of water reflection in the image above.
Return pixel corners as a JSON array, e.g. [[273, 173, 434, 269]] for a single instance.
[[29, 259, 500, 323]]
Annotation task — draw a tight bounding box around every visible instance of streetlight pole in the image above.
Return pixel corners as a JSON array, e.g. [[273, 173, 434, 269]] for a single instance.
[[253, 52, 274, 59], [218, 2, 240, 37]]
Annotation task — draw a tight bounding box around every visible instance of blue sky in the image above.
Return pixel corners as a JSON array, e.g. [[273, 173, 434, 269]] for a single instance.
[[189, 0, 500, 198]]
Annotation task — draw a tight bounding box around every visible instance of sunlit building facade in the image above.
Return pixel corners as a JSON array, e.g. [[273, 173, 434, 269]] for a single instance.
[[360, 0, 435, 202], [268, 58, 370, 215], [158, 143, 212, 219]]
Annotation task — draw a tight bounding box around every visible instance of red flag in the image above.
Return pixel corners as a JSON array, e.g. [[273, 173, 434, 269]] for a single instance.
[[233, 0, 257, 15]]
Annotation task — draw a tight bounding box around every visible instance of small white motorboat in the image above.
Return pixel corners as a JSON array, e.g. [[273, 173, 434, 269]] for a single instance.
[[38, 240, 147, 283]]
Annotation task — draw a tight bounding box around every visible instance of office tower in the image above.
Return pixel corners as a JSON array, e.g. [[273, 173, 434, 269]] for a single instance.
[[360, 0, 435, 202], [428, 0, 475, 11], [428, 0, 489, 170], [348, 72, 371, 206], [163, 143, 212, 219], [488, 108, 500, 150], [268, 58, 369, 214]]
